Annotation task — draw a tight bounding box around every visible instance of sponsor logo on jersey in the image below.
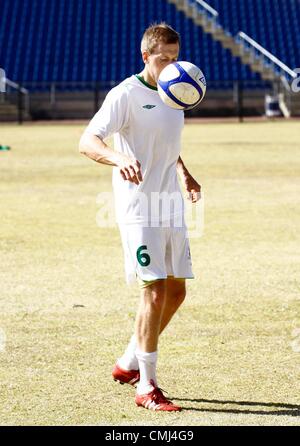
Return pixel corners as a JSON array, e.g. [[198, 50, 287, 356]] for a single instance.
[[142, 104, 156, 109]]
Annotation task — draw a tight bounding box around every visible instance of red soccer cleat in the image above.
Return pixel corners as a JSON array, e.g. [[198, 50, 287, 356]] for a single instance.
[[135, 381, 181, 412], [112, 363, 140, 386]]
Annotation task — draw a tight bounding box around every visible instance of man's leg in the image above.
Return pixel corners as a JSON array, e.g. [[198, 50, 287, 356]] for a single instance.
[[134, 276, 186, 351], [116, 276, 186, 372], [134, 279, 166, 393], [160, 276, 186, 333], [133, 278, 183, 410], [135, 279, 166, 352], [113, 276, 185, 411], [135, 277, 186, 393]]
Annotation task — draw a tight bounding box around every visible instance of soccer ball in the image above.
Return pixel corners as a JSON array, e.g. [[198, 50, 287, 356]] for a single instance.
[[157, 61, 206, 110]]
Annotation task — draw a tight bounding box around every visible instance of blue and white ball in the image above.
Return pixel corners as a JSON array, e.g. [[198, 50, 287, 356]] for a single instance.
[[157, 61, 206, 110]]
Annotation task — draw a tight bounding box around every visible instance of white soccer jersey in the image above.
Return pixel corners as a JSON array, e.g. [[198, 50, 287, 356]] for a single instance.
[[86, 75, 185, 226]]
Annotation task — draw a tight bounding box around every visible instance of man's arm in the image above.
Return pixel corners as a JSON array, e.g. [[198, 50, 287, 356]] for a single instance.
[[177, 155, 201, 203], [79, 132, 143, 185]]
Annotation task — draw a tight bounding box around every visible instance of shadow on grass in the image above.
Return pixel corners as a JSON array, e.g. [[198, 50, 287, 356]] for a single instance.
[[173, 397, 300, 416]]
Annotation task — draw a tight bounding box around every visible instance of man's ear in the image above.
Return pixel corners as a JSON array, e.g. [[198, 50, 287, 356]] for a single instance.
[[142, 51, 150, 64]]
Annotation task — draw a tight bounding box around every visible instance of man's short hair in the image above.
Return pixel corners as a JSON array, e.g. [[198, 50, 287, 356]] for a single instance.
[[141, 22, 180, 54]]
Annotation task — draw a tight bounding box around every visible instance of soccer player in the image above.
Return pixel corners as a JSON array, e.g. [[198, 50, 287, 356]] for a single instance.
[[79, 23, 201, 412]]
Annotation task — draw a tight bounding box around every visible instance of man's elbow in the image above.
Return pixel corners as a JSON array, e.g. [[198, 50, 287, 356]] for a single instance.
[[78, 134, 89, 155]]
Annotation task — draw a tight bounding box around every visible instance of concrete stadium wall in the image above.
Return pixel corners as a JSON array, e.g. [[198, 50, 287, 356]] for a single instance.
[[1, 89, 300, 122]]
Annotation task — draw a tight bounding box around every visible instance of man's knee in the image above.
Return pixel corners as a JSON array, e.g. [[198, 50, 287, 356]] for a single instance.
[[142, 279, 166, 309]]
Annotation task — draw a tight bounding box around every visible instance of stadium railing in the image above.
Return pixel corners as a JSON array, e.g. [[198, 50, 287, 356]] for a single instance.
[[1, 77, 298, 121], [0, 68, 30, 123], [17, 79, 276, 121]]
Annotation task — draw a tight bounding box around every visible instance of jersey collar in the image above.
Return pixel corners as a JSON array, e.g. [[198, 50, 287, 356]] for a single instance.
[[135, 74, 158, 91]]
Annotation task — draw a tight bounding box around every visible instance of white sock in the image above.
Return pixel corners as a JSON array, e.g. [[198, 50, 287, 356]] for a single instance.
[[117, 335, 139, 371], [136, 349, 158, 395]]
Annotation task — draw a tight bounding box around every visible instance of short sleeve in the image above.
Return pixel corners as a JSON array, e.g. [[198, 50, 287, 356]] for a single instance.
[[85, 85, 129, 139]]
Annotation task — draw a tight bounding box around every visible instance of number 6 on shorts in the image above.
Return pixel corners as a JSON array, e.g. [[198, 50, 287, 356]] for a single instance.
[[136, 245, 151, 267]]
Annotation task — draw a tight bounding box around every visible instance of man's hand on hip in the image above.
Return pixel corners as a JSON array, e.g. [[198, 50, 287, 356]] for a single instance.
[[183, 172, 201, 203], [117, 154, 143, 185]]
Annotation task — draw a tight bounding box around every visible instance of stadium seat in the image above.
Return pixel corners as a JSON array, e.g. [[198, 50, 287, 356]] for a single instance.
[[0, 0, 299, 90]]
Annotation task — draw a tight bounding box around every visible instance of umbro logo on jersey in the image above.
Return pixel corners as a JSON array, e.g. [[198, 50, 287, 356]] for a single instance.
[[142, 104, 156, 109]]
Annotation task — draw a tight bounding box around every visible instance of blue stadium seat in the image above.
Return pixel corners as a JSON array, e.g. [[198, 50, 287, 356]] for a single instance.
[[0, 0, 299, 89]]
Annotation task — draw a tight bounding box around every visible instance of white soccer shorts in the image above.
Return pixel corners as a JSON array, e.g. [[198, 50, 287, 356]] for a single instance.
[[118, 224, 194, 285]]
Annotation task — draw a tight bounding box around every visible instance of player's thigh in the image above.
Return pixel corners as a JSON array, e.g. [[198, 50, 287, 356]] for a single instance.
[[140, 278, 167, 307]]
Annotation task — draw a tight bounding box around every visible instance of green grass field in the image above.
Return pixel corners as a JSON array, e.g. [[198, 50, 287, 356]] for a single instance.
[[0, 120, 300, 426]]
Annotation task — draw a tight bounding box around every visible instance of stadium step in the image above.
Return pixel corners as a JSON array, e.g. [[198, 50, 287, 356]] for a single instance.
[[168, 0, 294, 94], [0, 102, 30, 122]]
